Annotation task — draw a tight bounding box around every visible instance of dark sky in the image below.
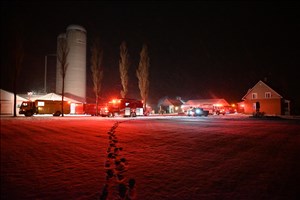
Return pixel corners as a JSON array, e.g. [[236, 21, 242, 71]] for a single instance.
[[1, 1, 300, 112]]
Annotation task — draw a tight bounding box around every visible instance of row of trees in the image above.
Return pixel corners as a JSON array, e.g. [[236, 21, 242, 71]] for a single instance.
[[91, 40, 150, 115], [12, 36, 149, 117], [56, 38, 150, 117]]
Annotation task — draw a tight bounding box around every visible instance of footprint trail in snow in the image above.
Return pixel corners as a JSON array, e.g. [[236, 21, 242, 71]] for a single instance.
[[99, 121, 135, 200]]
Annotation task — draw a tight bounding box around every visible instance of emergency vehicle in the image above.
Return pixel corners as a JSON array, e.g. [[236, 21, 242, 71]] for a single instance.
[[19, 100, 70, 116], [107, 98, 144, 117], [187, 107, 209, 117], [84, 103, 109, 116]]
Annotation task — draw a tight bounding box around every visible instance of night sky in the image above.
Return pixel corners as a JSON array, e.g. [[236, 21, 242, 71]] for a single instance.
[[1, 1, 300, 113]]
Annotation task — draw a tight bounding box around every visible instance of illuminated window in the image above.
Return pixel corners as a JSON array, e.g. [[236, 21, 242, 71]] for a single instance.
[[37, 101, 45, 106], [252, 93, 257, 99], [265, 92, 271, 98]]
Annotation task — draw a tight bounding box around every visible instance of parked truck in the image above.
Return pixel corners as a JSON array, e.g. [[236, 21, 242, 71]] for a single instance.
[[187, 107, 209, 117], [107, 98, 144, 117], [19, 100, 70, 117], [84, 103, 109, 116]]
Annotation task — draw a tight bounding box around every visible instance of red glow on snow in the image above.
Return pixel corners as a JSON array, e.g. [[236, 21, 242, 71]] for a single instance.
[[1, 116, 299, 199]]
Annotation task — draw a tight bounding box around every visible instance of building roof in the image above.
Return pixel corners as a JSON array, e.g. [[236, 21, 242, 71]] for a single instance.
[[64, 93, 86, 103], [17, 92, 83, 103], [158, 97, 184, 107], [184, 99, 230, 107], [168, 99, 184, 106], [241, 80, 283, 100], [0, 89, 28, 101], [36, 93, 83, 103]]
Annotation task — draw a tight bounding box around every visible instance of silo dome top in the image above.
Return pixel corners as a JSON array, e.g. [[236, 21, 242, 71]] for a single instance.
[[67, 24, 86, 33]]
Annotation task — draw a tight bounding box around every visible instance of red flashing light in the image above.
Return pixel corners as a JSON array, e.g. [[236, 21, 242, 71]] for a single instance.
[[109, 99, 121, 104]]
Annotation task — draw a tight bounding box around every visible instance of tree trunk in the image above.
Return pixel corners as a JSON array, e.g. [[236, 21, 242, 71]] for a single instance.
[[96, 94, 99, 116], [61, 77, 64, 117]]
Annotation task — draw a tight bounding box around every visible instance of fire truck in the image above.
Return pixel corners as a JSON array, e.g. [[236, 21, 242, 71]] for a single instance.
[[19, 100, 70, 117], [107, 98, 144, 117], [84, 103, 109, 116]]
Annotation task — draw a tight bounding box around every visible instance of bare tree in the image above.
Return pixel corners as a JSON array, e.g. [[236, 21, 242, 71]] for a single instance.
[[136, 44, 150, 111], [57, 36, 69, 117], [91, 39, 104, 116], [119, 41, 130, 98], [12, 36, 24, 117]]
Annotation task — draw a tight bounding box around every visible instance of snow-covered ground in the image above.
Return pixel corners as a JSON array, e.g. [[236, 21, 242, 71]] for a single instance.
[[1, 115, 300, 200]]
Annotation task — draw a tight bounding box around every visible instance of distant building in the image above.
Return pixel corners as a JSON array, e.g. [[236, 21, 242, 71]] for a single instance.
[[182, 99, 230, 114], [33, 93, 84, 114], [157, 96, 185, 114], [0, 89, 84, 116], [0, 89, 27, 116], [238, 80, 290, 115]]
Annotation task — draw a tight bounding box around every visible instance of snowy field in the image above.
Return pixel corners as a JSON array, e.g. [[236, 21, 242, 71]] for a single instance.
[[1, 115, 300, 200]]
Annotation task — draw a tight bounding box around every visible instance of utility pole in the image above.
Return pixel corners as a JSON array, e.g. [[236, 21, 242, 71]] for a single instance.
[[44, 54, 56, 93]]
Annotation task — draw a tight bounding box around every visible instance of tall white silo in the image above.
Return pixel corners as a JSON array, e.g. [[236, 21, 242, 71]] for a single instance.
[[56, 24, 87, 101]]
